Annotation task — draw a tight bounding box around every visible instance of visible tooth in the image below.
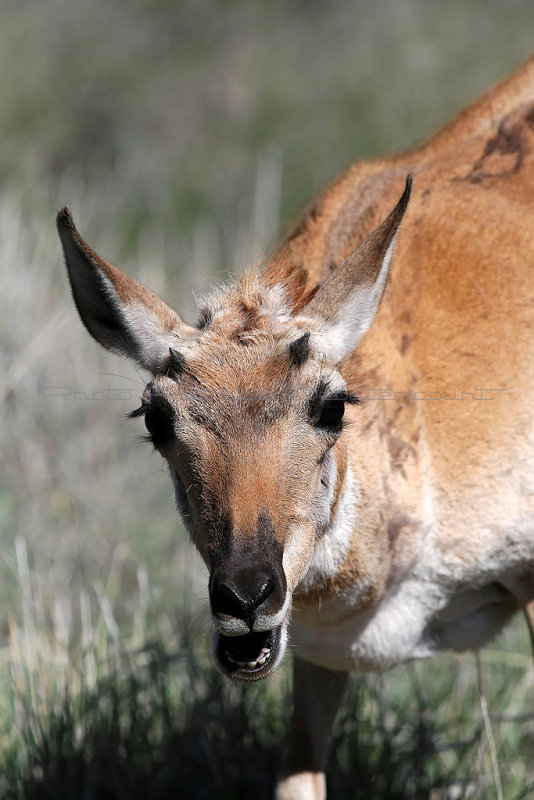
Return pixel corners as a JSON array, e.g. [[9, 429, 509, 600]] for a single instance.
[[224, 648, 273, 670]]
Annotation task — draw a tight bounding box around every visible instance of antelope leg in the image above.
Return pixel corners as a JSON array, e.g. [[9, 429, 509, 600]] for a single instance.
[[275, 656, 348, 800], [500, 574, 534, 656], [524, 598, 534, 653]]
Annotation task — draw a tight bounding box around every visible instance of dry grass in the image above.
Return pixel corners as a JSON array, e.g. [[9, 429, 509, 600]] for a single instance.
[[1, 534, 533, 798]]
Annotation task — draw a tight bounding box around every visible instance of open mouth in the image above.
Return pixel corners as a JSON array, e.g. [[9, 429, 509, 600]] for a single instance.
[[215, 626, 281, 680]]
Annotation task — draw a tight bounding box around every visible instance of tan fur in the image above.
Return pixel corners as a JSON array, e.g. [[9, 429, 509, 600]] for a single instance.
[[59, 58, 534, 800], [279, 62, 534, 604]]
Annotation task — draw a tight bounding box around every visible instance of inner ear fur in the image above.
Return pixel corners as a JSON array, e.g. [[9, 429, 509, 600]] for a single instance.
[[57, 207, 195, 372], [298, 175, 412, 362]]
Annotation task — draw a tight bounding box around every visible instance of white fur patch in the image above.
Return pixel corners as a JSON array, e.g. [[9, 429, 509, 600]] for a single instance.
[[291, 569, 443, 672], [255, 589, 292, 633], [291, 516, 534, 673], [297, 462, 357, 594], [259, 283, 293, 324], [201, 278, 292, 329], [123, 301, 179, 371], [310, 232, 398, 363], [275, 771, 326, 800]]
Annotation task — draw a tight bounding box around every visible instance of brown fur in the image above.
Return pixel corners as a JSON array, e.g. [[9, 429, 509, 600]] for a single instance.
[[58, 57, 534, 800], [59, 54, 534, 605], [274, 61, 534, 604]]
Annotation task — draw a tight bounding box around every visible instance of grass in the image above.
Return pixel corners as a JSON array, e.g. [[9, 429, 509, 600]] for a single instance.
[[1, 1, 534, 797], [0, 533, 533, 798]]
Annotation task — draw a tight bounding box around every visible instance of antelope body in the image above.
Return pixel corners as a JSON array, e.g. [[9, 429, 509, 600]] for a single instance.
[[58, 59, 534, 799]]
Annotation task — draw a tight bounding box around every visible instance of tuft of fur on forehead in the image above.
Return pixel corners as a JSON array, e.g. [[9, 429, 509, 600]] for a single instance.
[[198, 264, 316, 340], [180, 274, 319, 401], [199, 273, 292, 337], [261, 257, 318, 313]]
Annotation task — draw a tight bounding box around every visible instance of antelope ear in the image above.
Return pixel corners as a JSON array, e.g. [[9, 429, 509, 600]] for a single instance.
[[298, 175, 412, 363], [57, 208, 196, 373]]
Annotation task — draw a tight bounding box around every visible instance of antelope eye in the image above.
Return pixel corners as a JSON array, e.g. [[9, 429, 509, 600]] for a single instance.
[[318, 397, 345, 427], [144, 407, 173, 446]]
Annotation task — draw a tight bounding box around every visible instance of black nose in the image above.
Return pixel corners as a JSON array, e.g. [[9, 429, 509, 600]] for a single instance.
[[211, 574, 276, 625]]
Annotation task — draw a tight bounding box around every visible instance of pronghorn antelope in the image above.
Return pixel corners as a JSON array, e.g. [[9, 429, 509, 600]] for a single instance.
[[58, 57, 534, 799]]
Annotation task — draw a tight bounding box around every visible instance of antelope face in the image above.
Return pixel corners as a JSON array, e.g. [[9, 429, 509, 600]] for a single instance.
[[131, 318, 357, 680], [57, 177, 410, 681]]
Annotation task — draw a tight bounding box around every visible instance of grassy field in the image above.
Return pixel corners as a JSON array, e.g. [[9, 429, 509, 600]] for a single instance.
[[1, 1, 534, 796]]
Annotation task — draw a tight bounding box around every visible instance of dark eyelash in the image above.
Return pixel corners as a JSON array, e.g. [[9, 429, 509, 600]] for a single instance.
[[129, 392, 359, 431], [324, 391, 360, 405], [128, 407, 157, 447]]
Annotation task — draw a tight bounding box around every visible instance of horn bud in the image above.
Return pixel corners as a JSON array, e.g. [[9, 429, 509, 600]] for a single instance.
[[288, 331, 311, 367], [168, 347, 186, 376]]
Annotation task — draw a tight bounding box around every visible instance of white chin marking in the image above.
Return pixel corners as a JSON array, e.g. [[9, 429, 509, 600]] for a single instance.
[[298, 463, 357, 593]]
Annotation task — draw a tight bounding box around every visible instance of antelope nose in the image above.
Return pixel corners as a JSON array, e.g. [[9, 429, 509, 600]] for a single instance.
[[211, 576, 275, 624]]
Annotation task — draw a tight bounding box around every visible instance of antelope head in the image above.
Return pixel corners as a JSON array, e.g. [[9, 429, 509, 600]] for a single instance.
[[57, 177, 411, 681]]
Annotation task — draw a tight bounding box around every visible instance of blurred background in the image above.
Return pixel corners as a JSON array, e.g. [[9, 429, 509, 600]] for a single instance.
[[1, 0, 534, 796]]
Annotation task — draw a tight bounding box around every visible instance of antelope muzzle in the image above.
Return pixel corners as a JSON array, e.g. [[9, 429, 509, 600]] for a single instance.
[[209, 549, 289, 681]]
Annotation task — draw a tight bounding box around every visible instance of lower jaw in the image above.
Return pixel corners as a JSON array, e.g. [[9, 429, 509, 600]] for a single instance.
[[215, 625, 282, 681]]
